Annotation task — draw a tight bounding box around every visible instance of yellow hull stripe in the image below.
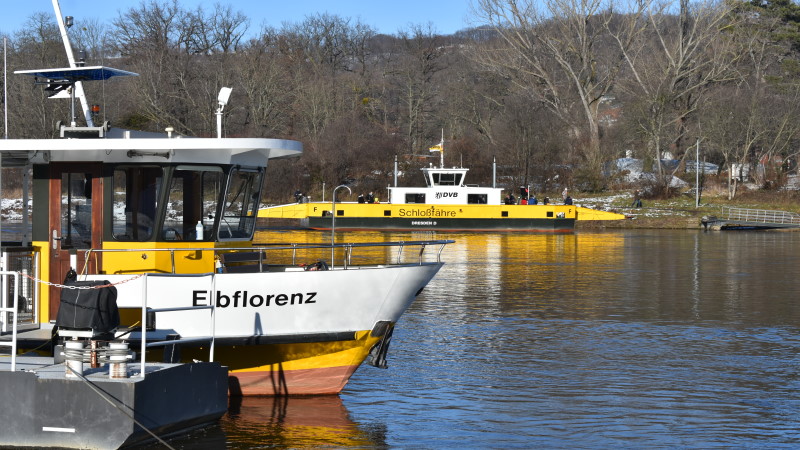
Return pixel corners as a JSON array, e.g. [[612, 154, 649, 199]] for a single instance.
[[259, 202, 625, 221], [178, 330, 379, 373]]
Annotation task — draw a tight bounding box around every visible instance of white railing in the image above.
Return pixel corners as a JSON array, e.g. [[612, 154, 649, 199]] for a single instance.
[[722, 206, 800, 225], [135, 273, 216, 378], [0, 271, 20, 371], [81, 239, 453, 274]]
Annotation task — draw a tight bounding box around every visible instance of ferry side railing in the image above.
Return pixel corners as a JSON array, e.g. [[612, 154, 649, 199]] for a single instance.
[[82, 239, 453, 274], [0, 271, 20, 371], [134, 273, 216, 378], [721, 206, 800, 225]]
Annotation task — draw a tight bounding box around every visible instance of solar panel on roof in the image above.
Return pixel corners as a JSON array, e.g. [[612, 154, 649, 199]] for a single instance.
[[14, 66, 138, 82]]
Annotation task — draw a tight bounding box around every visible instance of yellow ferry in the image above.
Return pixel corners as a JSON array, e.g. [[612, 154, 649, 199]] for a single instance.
[[260, 141, 624, 231]]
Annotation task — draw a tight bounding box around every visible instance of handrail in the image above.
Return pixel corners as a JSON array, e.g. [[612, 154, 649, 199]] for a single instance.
[[721, 206, 800, 225], [83, 239, 454, 273], [0, 271, 20, 371], [137, 273, 217, 377]]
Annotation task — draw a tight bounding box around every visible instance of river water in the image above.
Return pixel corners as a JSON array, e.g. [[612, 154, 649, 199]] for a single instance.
[[166, 229, 800, 448]]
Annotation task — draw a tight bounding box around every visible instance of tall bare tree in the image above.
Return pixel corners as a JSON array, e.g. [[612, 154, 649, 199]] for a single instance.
[[609, 0, 738, 194], [391, 24, 446, 153], [474, 0, 634, 189]]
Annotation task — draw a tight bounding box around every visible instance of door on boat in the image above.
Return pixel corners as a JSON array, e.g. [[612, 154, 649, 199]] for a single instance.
[[48, 163, 104, 319]]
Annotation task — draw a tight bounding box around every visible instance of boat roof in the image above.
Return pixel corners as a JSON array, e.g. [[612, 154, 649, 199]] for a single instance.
[[15, 66, 138, 81], [0, 135, 302, 168], [3, 65, 302, 168]]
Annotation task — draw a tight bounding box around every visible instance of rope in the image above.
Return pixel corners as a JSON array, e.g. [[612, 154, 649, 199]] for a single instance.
[[64, 364, 176, 450], [18, 272, 144, 290]]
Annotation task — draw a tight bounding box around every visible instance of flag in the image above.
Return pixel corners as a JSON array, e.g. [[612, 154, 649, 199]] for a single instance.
[[429, 143, 443, 152]]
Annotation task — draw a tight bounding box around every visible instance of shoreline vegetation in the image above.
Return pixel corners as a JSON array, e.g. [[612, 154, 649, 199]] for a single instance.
[[3, 188, 798, 232], [577, 189, 800, 230]]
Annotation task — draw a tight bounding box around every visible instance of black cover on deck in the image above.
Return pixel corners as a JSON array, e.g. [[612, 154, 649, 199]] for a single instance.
[[55, 281, 119, 338]]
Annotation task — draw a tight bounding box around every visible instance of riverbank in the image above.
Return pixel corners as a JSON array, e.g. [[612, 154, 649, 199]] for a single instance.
[[576, 190, 800, 230]]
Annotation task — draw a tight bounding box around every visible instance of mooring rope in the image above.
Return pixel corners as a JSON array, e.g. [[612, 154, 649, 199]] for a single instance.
[[64, 364, 176, 450]]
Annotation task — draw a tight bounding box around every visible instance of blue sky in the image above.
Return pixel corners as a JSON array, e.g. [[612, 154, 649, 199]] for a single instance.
[[0, 0, 477, 36]]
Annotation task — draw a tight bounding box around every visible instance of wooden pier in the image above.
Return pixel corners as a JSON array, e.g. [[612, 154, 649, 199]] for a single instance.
[[702, 206, 800, 230]]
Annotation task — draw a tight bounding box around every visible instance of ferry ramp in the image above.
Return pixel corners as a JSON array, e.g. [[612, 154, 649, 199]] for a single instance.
[[702, 206, 800, 230]]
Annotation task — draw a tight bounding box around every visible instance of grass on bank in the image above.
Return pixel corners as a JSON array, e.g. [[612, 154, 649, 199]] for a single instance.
[[575, 184, 800, 229]]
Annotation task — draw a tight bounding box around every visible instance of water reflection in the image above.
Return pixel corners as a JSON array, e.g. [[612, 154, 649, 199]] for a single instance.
[[221, 396, 379, 448], [343, 229, 800, 447], [159, 395, 380, 449], [185, 229, 800, 447]]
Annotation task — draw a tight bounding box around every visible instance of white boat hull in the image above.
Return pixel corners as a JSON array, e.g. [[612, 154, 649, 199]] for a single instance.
[[83, 263, 442, 395]]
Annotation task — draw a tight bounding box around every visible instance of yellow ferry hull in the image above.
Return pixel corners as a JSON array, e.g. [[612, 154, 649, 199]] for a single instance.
[[180, 330, 381, 396], [259, 203, 624, 231]]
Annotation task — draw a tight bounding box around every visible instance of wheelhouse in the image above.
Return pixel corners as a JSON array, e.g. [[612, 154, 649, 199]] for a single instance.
[[38, 163, 265, 247]]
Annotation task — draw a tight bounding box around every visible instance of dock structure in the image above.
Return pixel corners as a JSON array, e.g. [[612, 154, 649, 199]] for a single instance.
[[0, 356, 228, 448], [0, 269, 229, 448], [702, 206, 800, 230]]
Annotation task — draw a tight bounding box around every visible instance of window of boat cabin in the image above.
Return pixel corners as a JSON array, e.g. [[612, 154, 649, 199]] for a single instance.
[[112, 166, 163, 241], [431, 172, 462, 186], [161, 166, 224, 241], [218, 168, 263, 240], [467, 194, 488, 204], [405, 193, 426, 204], [60, 172, 94, 248]]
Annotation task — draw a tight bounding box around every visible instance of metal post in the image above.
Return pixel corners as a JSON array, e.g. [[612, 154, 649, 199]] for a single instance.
[[394, 154, 398, 187], [4, 37, 7, 139], [330, 185, 351, 268], [22, 167, 29, 246], [695, 139, 700, 208], [52, 0, 93, 126], [216, 109, 223, 138], [209, 274, 216, 362], [139, 273, 147, 378], [492, 157, 497, 188]]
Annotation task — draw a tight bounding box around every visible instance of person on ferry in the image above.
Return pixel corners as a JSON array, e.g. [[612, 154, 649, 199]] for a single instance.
[[358, 193, 366, 203], [564, 195, 573, 205], [529, 195, 538, 205], [367, 192, 375, 204]]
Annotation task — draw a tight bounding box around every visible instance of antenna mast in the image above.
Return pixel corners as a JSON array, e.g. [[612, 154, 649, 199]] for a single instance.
[[439, 129, 444, 168], [4, 37, 7, 139], [52, 0, 94, 127]]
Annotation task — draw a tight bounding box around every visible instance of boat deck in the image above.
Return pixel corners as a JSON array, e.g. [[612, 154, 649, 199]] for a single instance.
[[0, 352, 228, 448], [0, 354, 184, 380]]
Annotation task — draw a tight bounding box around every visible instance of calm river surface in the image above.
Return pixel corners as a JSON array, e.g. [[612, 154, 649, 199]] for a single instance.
[[168, 229, 800, 448]]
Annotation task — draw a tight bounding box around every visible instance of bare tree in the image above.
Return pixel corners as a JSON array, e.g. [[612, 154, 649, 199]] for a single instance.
[[391, 24, 446, 153], [702, 7, 800, 198], [474, 0, 633, 189], [609, 0, 738, 195], [8, 13, 70, 138]]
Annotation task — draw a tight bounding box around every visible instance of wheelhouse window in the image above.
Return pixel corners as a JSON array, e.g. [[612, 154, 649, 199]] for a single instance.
[[405, 193, 426, 204], [218, 168, 263, 240], [112, 167, 163, 241], [467, 194, 488, 204], [431, 173, 462, 186], [162, 166, 224, 241]]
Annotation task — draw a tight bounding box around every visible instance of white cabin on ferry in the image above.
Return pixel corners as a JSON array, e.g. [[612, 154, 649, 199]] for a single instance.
[[388, 165, 503, 205]]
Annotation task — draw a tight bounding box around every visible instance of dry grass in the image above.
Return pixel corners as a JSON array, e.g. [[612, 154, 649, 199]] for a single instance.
[[576, 184, 800, 230]]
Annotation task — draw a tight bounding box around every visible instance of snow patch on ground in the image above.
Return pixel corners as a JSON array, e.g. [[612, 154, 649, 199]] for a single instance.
[[1, 199, 29, 221]]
